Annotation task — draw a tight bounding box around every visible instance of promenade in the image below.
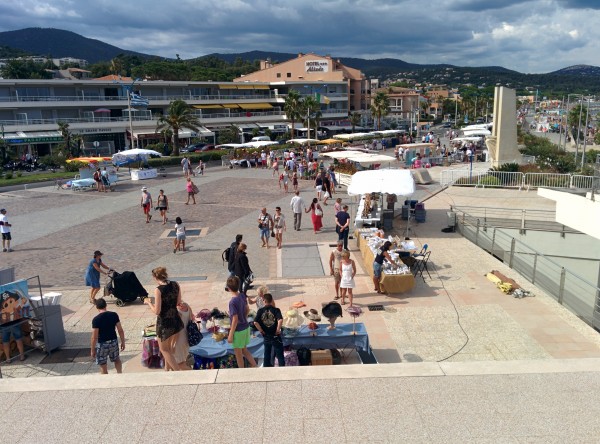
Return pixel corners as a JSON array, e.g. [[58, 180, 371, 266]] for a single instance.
[[1, 160, 600, 442]]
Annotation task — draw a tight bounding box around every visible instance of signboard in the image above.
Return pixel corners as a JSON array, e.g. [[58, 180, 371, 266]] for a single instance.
[[0, 279, 32, 325], [305, 60, 329, 73], [6, 136, 63, 144]]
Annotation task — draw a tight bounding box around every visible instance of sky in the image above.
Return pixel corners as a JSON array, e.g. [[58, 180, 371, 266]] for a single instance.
[[1, 0, 599, 73]]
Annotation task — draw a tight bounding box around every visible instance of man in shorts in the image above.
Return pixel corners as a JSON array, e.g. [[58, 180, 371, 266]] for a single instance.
[[0, 208, 13, 252], [226, 276, 256, 368], [329, 240, 344, 300], [1, 323, 25, 363], [140, 187, 152, 223], [257, 207, 273, 249], [91, 298, 125, 374]]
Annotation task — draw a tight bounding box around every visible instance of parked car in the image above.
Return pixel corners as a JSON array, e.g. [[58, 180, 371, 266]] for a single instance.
[[181, 143, 206, 153], [199, 144, 216, 152]]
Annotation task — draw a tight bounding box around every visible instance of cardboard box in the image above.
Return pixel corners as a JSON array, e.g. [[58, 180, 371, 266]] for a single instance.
[[311, 349, 332, 366]]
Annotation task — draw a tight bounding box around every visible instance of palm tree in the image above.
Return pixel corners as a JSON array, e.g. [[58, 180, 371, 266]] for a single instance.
[[349, 112, 361, 133], [155, 99, 201, 156], [371, 91, 390, 130], [57, 121, 73, 156], [284, 89, 303, 139], [301, 95, 321, 139]]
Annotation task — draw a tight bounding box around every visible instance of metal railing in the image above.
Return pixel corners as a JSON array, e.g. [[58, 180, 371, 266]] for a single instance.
[[453, 209, 600, 328], [0, 93, 275, 103], [451, 206, 579, 234], [441, 168, 596, 190]]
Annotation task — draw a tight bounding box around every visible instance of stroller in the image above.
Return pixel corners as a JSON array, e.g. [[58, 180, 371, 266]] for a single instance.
[[105, 270, 148, 307]]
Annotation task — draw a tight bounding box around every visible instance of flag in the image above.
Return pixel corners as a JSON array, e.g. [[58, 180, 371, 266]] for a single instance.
[[315, 93, 330, 105], [130, 92, 149, 107]]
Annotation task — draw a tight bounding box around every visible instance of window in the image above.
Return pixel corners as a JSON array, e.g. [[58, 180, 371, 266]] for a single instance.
[[286, 73, 291, 78], [276, 73, 281, 78]]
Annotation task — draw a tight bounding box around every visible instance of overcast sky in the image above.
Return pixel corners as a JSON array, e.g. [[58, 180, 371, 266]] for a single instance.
[[1, 0, 599, 73]]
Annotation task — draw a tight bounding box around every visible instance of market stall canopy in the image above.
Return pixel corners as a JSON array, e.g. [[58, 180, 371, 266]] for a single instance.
[[321, 150, 395, 165], [286, 138, 320, 145], [397, 143, 436, 150], [370, 130, 404, 136], [452, 136, 483, 143], [462, 128, 491, 136], [243, 141, 280, 148], [216, 143, 246, 149], [112, 148, 161, 166], [319, 138, 343, 145], [66, 157, 112, 164], [333, 133, 372, 140], [347, 169, 415, 196]]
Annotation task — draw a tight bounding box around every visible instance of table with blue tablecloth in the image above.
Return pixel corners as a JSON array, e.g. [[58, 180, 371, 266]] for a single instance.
[[189, 322, 370, 359]]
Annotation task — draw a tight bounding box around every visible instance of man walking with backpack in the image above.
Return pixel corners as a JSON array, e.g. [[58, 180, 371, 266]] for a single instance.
[[226, 234, 243, 278]]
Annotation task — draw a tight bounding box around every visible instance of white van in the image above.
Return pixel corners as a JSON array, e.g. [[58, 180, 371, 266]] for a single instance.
[[251, 136, 271, 142]]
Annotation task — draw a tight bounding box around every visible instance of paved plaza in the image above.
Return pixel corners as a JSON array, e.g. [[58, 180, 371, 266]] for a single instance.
[[2, 158, 600, 442]]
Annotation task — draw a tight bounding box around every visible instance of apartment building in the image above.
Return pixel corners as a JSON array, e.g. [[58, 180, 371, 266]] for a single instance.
[[0, 77, 349, 156]]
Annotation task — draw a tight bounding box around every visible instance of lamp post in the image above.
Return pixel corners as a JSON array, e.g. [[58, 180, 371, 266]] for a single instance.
[[581, 96, 591, 169], [115, 77, 141, 149]]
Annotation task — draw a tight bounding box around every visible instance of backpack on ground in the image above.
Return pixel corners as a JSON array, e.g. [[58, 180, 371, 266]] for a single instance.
[[297, 347, 311, 366]]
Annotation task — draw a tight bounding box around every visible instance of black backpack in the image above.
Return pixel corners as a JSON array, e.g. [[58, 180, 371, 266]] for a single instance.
[[297, 347, 311, 366], [222, 248, 230, 266]]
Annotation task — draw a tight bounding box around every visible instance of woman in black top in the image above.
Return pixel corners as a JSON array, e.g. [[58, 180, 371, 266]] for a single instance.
[[234, 243, 252, 292], [314, 174, 323, 201], [144, 266, 184, 371], [373, 241, 398, 294]]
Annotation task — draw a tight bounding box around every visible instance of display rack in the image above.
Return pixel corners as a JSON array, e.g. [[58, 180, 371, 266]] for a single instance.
[[0, 274, 66, 378]]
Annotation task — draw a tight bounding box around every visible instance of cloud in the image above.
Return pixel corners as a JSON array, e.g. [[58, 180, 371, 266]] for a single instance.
[[0, 0, 599, 73]]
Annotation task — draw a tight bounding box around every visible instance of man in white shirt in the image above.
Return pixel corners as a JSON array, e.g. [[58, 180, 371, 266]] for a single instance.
[[0, 208, 12, 252], [290, 191, 306, 231]]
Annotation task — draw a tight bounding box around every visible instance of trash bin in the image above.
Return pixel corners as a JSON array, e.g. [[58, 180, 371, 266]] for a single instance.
[[382, 209, 394, 230]]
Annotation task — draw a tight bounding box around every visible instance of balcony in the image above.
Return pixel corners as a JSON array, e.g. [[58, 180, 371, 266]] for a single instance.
[[0, 94, 275, 104]]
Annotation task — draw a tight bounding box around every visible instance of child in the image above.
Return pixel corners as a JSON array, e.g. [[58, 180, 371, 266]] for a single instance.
[[226, 276, 257, 369], [173, 217, 186, 253], [292, 172, 298, 192], [278, 172, 284, 189], [253, 293, 284, 367]]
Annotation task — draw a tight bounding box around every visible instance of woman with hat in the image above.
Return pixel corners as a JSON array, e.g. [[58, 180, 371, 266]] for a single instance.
[[85, 250, 111, 305], [373, 241, 398, 294], [338, 250, 356, 306], [140, 187, 153, 223]]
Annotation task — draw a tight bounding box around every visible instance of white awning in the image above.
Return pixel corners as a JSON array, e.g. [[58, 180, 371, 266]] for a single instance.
[[321, 150, 396, 165], [347, 169, 415, 196]]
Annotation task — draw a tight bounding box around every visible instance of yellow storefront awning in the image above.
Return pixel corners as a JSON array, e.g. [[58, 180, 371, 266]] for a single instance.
[[238, 103, 273, 110], [234, 84, 270, 90], [218, 84, 237, 89], [221, 104, 241, 108], [193, 104, 223, 109]]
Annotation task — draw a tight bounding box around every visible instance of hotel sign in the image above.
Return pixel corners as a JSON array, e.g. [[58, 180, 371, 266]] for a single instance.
[[305, 60, 329, 73]]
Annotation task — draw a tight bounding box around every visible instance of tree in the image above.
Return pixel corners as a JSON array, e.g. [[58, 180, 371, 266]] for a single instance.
[[155, 99, 201, 156], [218, 125, 241, 145], [301, 95, 321, 139], [57, 121, 74, 156], [349, 112, 361, 133], [371, 91, 390, 130], [284, 89, 303, 139]]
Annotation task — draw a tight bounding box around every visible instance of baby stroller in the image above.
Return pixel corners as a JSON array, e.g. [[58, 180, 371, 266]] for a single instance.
[[105, 270, 148, 307]]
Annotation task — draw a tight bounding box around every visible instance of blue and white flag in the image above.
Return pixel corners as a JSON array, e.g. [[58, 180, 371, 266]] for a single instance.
[[130, 92, 149, 107]]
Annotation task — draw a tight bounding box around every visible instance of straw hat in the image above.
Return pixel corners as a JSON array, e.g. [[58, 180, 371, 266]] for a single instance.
[[303, 308, 321, 322], [282, 308, 304, 328]]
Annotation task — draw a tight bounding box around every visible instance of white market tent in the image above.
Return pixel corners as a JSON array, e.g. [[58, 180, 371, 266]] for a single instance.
[[370, 130, 404, 136], [347, 169, 415, 196], [321, 150, 396, 166], [286, 138, 319, 145], [463, 128, 491, 136], [112, 148, 161, 166], [216, 143, 246, 149], [333, 133, 372, 140], [397, 142, 436, 150], [452, 136, 483, 143], [243, 140, 280, 148]]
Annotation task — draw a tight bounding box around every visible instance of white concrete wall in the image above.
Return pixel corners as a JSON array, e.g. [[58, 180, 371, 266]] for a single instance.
[[538, 188, 600, 242]]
